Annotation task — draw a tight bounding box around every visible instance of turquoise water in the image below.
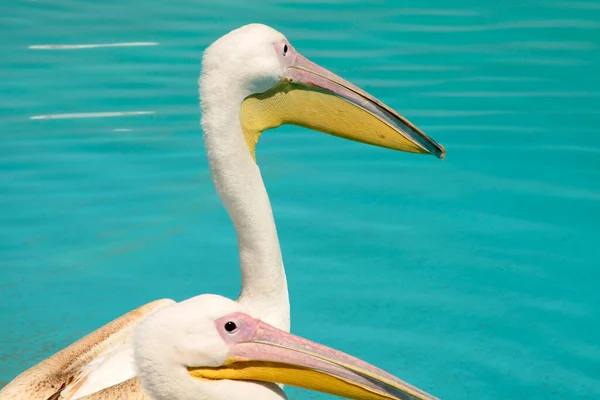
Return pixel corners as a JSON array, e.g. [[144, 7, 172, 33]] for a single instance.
[[1, 0, 600, 398]]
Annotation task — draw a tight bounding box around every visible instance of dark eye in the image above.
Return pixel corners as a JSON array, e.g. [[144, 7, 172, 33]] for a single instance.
[[283, 44, 288, 55], [224, 321, 237, 332]]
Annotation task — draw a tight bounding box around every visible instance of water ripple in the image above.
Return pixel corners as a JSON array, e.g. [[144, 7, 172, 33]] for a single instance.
[[1, 1, 599, 399], [374, 19, 600, 32]]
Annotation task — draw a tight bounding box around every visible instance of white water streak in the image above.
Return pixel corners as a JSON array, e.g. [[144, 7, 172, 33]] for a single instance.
[[28, 42, 158, 50], [30, 111, 155, 120]]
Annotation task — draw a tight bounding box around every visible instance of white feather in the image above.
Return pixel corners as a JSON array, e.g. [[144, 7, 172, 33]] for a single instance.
[[68, 341, 136, 399]]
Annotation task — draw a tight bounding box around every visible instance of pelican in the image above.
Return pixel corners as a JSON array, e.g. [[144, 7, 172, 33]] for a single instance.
[[0, 24, 444, 399]]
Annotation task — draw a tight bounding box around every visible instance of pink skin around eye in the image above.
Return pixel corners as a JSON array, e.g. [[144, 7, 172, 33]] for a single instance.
[[273, 39, 298, 70], [214, 312, 260, 345]]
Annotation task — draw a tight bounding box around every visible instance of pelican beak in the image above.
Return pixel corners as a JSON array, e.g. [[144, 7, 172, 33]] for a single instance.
[[188, 313, 438, 400], [240, 46, 445, 161]]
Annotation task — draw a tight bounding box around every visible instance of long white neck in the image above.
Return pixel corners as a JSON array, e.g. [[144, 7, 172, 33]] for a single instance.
[[199, 72, 290, 332]]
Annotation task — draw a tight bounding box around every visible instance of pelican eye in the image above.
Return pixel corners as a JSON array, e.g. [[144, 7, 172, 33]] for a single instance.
[[224, 321, 238, 333], [283, 44, 288, 55]]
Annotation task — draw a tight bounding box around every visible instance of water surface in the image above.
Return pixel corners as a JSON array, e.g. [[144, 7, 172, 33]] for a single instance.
[[1, 1, 599, 399]]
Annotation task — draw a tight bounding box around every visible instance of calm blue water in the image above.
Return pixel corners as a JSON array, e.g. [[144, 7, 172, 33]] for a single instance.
[[1, 0, 599, 399]]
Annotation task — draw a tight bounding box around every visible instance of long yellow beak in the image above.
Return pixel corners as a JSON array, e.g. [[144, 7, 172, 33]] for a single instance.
[[189, 312, 438, 400], [240, 46, 445, 162]]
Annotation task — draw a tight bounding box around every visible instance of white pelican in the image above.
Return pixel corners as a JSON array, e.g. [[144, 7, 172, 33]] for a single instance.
[[0, 24, 444, 399]]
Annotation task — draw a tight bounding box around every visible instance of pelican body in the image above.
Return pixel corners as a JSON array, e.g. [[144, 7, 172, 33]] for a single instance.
[[0, 24, 444, 400]]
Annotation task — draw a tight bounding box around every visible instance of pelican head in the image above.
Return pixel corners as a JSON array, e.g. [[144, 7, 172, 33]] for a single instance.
[[200, 23, 445, 162], [134, 294, 438, 400]]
